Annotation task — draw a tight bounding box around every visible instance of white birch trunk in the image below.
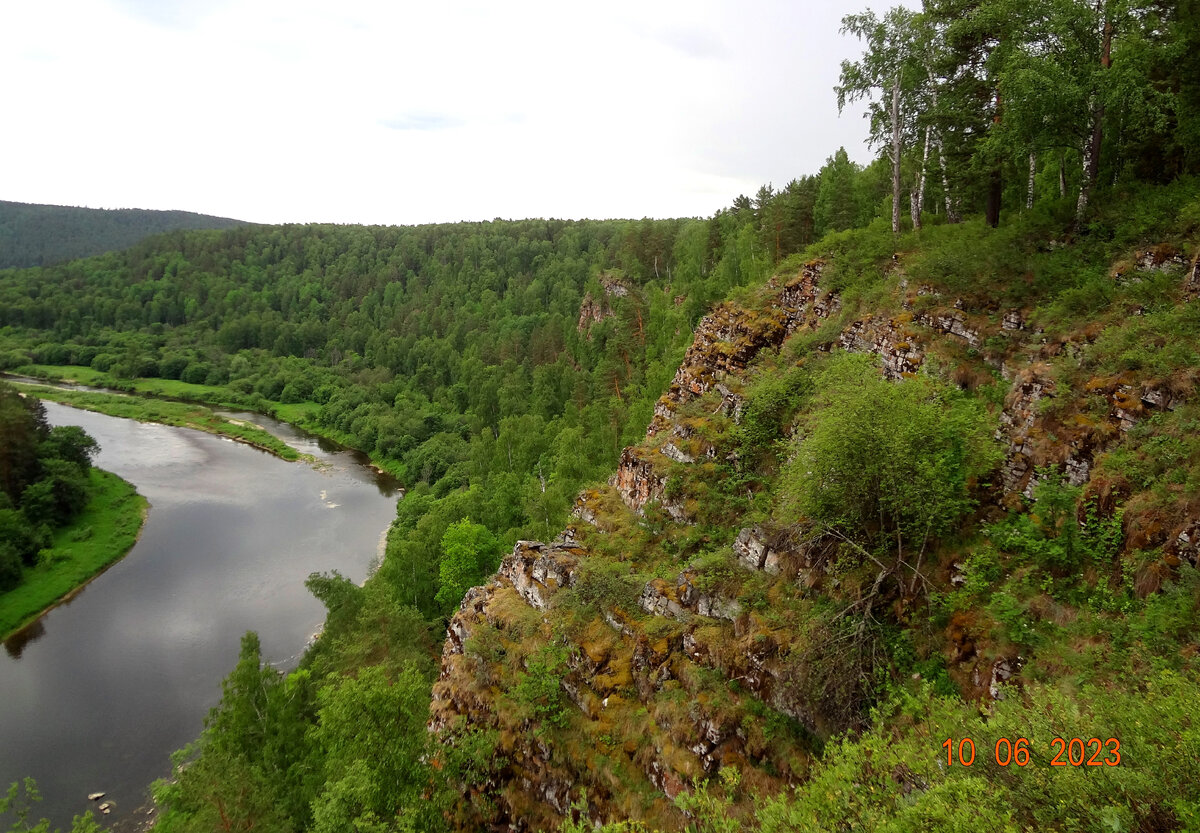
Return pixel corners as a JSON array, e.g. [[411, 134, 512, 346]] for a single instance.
[[917, 127, 931, 209], [1027, 152, 1036, 209], [912, 125, 931, 231], [938, 136, 959, 223], [891, 74, 902, 234], [1076, 124, 1094, 222]]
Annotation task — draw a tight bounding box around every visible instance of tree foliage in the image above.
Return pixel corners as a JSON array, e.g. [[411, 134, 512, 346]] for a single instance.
[[310, 666, 435, 833], [834, 0, 1200, 229], [0, 778, 106, 833], [435, 519, 502, 613]]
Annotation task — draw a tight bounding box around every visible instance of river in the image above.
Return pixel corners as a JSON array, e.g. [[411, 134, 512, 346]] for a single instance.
[[0, 402, 401, 831]]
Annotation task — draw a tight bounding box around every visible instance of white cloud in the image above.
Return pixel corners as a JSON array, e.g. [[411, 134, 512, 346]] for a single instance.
[[0, 0, 903, 225]]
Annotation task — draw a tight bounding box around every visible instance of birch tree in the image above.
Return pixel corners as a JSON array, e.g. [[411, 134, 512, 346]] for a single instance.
[[991, 0, 1168, 220], [837, 7, 927, 234], [1067, 0, 1174, 218]]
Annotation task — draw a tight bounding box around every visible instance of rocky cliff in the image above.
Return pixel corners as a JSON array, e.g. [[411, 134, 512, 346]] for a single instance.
[[577, 273, 631, 333], [430, 242, 1200, 830]]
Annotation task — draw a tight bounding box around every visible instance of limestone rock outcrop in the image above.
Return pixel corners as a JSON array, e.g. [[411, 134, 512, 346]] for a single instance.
[[610, 447, 685, 520], [430, 246, 1199, 828], [837, 315, 925, 379], [499, 539, 583, 611], [577, 274, 630, 332], [577, 293, 610, 331]]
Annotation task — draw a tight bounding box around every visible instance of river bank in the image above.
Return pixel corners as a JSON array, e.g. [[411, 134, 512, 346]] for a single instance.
[[0, 468, 148, 639], [5, 366, 405, 479], [8, 379, 307, 462], [1, 378, 313, 642], [0, 402, 402, 830]]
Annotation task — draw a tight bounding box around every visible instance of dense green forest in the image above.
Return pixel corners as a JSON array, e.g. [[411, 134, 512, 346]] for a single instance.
[[0, 201, 245, 270], [2, 0, 1200, 831], [0, 383, 102, 592], [0, 187, 896, 614], [0, 215, 780, 613]]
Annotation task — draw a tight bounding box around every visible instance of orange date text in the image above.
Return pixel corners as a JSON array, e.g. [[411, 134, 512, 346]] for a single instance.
[[941, 737, 1120, 767]]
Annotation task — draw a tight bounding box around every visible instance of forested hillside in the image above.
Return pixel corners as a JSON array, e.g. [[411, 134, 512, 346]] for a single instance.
[[0, 201, 245, 269], [0, 191, 893, 558], [1, 0, 1199, 831]]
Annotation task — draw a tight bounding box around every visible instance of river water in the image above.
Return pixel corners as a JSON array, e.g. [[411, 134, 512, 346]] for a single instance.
[[0, 402, 401, 831]]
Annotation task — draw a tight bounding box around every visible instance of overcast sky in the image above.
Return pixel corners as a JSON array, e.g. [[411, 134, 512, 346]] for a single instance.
[[3, 0, 901, 226]]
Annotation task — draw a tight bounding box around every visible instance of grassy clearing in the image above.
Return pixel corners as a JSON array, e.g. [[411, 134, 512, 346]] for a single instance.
[[272, 401, 322, 423], [12, 382, 304, 461], [124, 376, 250, 406], [0, 468, 148, 638]]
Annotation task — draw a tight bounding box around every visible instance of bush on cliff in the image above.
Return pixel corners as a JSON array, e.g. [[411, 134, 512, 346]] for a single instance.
[[778, 354, 1001, 555]]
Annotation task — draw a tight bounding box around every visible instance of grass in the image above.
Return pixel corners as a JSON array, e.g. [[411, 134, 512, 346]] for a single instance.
[[268, 401, 322, 423], [11, 364, 114, 386], [12, 382, 304, 461], [15, 364, 260, 410], [0, 468, 148, 638], [124, 376, 251, 405]]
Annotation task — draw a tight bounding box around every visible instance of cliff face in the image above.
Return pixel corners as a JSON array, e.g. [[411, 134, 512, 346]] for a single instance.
[[577, 274, 631, 333], [430, 246, 1200, 830]]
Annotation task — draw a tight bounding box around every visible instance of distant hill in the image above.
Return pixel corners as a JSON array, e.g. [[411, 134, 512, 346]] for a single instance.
[[0, 200, 247, 269]]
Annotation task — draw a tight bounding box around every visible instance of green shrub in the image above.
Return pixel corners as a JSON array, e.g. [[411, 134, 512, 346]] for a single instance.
[[755, 669, 1200, 833], [435, 518, 502, 613], [512, 641, 572, 735], [568, 558, 642, 613], [1130, 565, 1200, 661], [987, 470, 1123, 575], [737, 365, 812, 460], [778, 354, 1001, 553]]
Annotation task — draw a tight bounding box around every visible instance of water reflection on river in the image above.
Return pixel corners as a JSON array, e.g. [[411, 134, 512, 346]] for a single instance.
[[0, 403, 400, 831]]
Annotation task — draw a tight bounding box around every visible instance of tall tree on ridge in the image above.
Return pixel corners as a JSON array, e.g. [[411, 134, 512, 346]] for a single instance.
[[814, 148, 864, 235], [984, 0, 1178, 219], [926, 0, 1034, 227]]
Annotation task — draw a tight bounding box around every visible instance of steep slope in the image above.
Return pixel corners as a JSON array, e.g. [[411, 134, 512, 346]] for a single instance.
[[8, 214, 788, 833], [431, 195, 1200, 830]]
